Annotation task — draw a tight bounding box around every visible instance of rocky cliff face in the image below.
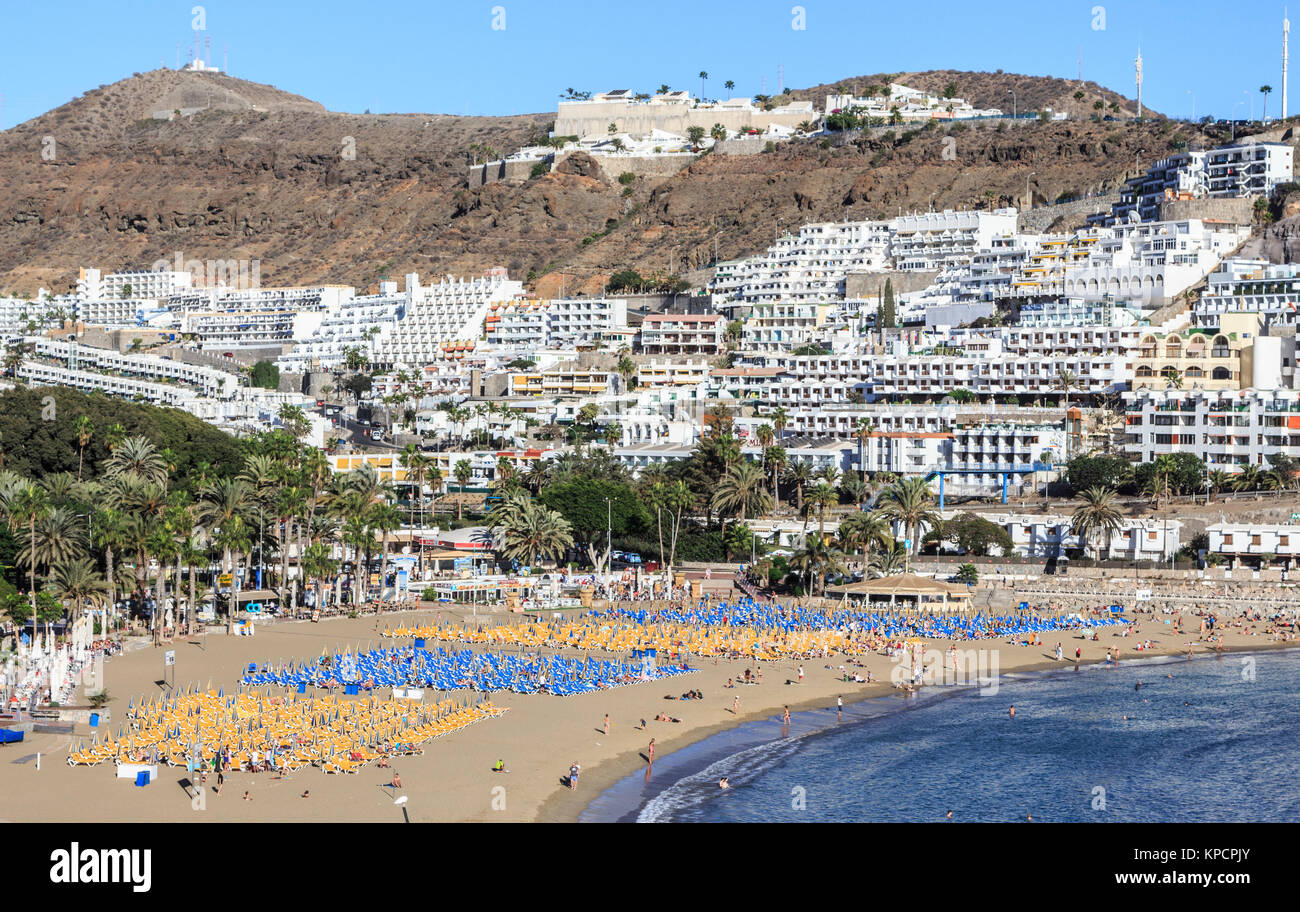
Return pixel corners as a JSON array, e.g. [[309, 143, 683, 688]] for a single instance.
[[0, 69, 1208, 296]]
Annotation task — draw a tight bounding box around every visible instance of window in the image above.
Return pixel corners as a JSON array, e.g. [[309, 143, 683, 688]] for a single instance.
[[1281, 535, 1289, 547], [1148, 531, 1157, 540], [1252, 535, 1261, 546], [1223, 534, 1234, 544]]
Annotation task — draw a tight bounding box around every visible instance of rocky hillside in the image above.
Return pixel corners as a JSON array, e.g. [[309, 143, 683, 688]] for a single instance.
[[0, 68, 1202, 297]]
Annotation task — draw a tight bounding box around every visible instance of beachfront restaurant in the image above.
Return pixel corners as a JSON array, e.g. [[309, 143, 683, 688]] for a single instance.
[[825, 573, 972, 612], [426, 576, 541, 608]]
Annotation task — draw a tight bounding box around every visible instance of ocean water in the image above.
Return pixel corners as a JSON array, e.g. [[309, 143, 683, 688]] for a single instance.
[[581, 650, 1300, 823]]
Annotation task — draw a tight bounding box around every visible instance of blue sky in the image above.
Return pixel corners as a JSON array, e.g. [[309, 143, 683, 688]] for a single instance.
[[0, 0, 1294, 127]]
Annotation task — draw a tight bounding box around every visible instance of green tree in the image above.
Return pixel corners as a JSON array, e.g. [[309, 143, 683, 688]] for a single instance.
[[538, 478, 649, 573], [250, 361, 280, 390], [879, 279, 896, 328]]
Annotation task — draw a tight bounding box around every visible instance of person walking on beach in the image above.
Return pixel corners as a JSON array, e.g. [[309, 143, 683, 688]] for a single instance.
[[603, 713, 610, 736], [732, 694, 740, 715], [647, 739, 655, 764], [798, 665, 804, 684], [836, 695, 843, 719], [569, 762, 580, 790]]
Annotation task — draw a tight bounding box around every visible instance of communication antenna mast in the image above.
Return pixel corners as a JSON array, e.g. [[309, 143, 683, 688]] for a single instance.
[[1285, 9, 1291, 120], [1135, 46, 1143, 120]]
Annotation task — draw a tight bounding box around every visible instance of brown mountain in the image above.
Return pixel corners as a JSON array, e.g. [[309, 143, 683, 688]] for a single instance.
[[0, 68, 1202, 297]]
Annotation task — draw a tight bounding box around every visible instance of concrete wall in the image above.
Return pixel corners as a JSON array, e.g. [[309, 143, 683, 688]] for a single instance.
[[715, 137, 788, 155], [1159, 196, 1257, 226], [1018, 193, 1121, 232], [556, 100, 811, 139], [467, 157, 543, 188], [468, 151, 691, 188], [844, 270, 940, 298]]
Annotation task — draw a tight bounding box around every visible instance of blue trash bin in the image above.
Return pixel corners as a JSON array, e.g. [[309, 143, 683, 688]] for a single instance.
[[89, 712, 99, 728], [297, 682, 307, 694], [135, 771, 149, 787], [414, 638, 426, 649]]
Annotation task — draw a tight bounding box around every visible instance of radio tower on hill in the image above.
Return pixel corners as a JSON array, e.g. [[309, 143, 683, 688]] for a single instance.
[[1135, 46, 1143, 120], [1284, 9, 1291, 120]]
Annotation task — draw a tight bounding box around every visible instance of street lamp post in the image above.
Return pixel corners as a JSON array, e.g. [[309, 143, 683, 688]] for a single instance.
[[604, 497, 612, 579], [1025, 172, 1036, 211], [1007, 89, 1017, 120]]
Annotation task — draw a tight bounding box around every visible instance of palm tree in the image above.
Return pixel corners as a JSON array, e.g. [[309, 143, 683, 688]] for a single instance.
[[1208, 469, 1233, 503], [453, 460, 473, 520], [876, 477, 939, 568], [1232, 464, 1261, 493], [784, 461, 813, 516], [839, 475, 867, 509], [790, 535, 846, 597], [1261, 85, 1273, 121], [367, 502, 403, 611], [46, 557, 109, 627], [1070, 486, 1124, 560], [819, 465, 842, 490], [699, 70, 709, 99], [3, 482, 51, 631], [663, 479, 694, 586], [807, 482, 838, 539], [103, 436, 169, 486], [195, 477, 253, 633], [712, 460, 773, 525], [302, 542, 338, 614], [868, 542, 908, 577], [490, 494, 574, 569], [724, 80, 735, 93], [1054, 368, 1080, 460], [853, 417, 875, 481], [74, 415, 94, 482], [837, 510, 892, 576], [765, 444, 787, 511]]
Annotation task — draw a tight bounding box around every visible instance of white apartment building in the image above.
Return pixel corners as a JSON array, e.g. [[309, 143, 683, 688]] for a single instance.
[[1096, 141, 1293, 225], [750, 351, 1130, 405], [75, 298, 172, 327], [181, 309, 325, 352], [636, 360, 711, 387], [1195, 258, 1300, 327], [890, 209, 1019, 272], [639, 313, 726, 355], [711, 220, 892, 306], [278, 281, 407, 372], [16, 360, 203, 408], [740, 301, 829, 351], [1122, 385, 1300, 470], [1205, 522, 1300, 567], [935, 511, 1181, 560], [856, 431, 951, 475], [485, 297, 628, 348], [1049, 219, 1249, 307], [76, 267, 193, 302], [508, 368, 612, 398], [371, 270, 525, 368], [27, 338, 238, 399]]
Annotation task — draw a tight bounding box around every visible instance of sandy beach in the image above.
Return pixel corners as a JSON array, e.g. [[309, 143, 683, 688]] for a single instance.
[[1, 601, 1294, 823]]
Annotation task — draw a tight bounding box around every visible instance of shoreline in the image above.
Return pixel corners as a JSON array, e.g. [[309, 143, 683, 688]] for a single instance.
[[544, 640, 1300, 824], [4, 607, 1296, 824]]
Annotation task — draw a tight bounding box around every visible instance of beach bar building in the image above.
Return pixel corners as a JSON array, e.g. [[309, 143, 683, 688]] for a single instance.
[[826, 573, 972, 612]]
